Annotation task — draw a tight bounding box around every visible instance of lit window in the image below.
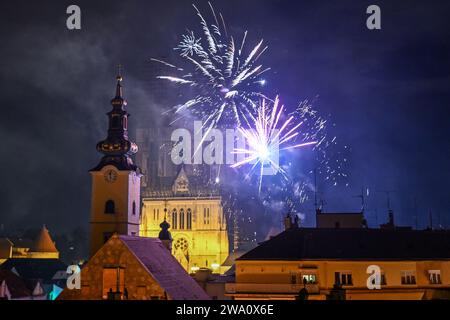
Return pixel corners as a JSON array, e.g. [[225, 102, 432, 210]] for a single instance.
[[302, 274, 317, 284], [429, 270, 441, 284], [211, 263, 220, 270], [102, 267, 125, 299], [191, 266, 200, 273], [401, 271, 416, 285]]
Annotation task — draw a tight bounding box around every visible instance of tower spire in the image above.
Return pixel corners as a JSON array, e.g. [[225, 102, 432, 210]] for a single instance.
[[115, 64, 123, 98], [111, 65, 127, 107], [90, 67, 138, 171]]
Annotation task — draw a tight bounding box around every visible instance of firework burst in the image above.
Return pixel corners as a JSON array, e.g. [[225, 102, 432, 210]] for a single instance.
[[152, 2, 270, 134], [231, 96, 317, 192]]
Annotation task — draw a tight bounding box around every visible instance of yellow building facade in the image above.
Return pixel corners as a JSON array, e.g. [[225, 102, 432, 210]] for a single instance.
[[226, 227, 450, 300], [0, 225, 59, 264], [140, 167, 229, 274], [227, 259, 450, 300]]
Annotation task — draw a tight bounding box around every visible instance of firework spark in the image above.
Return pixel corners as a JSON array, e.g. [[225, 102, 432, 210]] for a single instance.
[[152, 2, 270, 133], [231, 97, 317, 192], [293, 98, 350, 187]]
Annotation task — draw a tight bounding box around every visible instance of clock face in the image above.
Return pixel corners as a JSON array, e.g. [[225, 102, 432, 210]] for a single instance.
[[104, 169, 117, 183]]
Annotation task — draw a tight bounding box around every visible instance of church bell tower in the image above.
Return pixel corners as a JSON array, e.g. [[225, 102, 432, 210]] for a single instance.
[[89, 71, 141, 257]]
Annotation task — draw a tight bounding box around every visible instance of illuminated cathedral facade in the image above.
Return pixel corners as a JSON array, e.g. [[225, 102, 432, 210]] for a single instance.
[[136, 127, 230, 274]]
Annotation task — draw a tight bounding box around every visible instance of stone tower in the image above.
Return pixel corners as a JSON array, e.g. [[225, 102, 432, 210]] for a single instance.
[[89, 72, 141, 257]]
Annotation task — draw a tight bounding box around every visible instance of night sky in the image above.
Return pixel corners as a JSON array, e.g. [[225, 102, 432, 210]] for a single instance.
[[1, 0, 449, 235]]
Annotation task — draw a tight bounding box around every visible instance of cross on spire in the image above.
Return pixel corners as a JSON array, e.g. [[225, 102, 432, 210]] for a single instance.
[[117, 64, 123, 81], [115, 64, 123, 98]]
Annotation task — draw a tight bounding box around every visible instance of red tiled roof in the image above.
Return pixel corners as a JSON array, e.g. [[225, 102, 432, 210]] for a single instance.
[[119, 235, 210, 300]]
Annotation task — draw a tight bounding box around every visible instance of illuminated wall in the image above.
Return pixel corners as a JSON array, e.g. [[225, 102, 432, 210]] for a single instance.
[[140, 197, 229, 274], [58, 236, 167, 300], [227, 259, 450, 300]]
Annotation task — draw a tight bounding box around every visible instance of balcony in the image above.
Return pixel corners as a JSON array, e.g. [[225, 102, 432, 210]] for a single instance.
[[226, 283, 320, 295]]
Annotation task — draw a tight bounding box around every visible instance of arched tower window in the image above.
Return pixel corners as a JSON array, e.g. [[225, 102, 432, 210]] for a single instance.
[[123, 116, 128, 130], [132, 201, 136, 215], [105, 200, 115, 214], [203, 208, 210, 225], [187, 209, 192, 230], [180, 209, 185, 229], [172, 209, 177, 229]]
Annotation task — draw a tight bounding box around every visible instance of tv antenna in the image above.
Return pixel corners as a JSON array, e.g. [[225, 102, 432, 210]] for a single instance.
[[376, 189, 396, 211], [413, 197, 419, 230], [353, 186, 368, 213]]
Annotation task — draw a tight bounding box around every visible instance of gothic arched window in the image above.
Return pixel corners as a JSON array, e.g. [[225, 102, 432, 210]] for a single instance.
[[172, 209, 177, 229], [187, 209, 192, 230], [203, 208, 210, 225], [180, 209, 185, 229], [105, 200, 115, 214], [132, 201, 136, 215]]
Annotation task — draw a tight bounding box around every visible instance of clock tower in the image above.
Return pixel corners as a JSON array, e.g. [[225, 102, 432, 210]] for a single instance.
[[89, 72, 141, 257]]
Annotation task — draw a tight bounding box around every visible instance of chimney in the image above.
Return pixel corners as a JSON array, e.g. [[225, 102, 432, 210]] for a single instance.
[[388, 209, 394, 226], [293, 215, 300, 229], [284, 213, 293, 230], [380, 209, 395, 229]]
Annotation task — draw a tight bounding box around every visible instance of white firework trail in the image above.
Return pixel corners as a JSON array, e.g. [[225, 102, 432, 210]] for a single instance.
[[175, 31, 203, 57], [231, 97, 317, 192], [151, 2, 270, 135]]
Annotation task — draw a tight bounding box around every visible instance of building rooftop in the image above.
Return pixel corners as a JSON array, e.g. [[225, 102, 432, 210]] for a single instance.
[[238, 228, 450, 261], [0, 258, 67, 282], [0, 270, 39, 299], [5, 237, 33, 249], [33, 226, 58, 253], [119, 235, 210, 300], [141, 164, 220, 199]]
